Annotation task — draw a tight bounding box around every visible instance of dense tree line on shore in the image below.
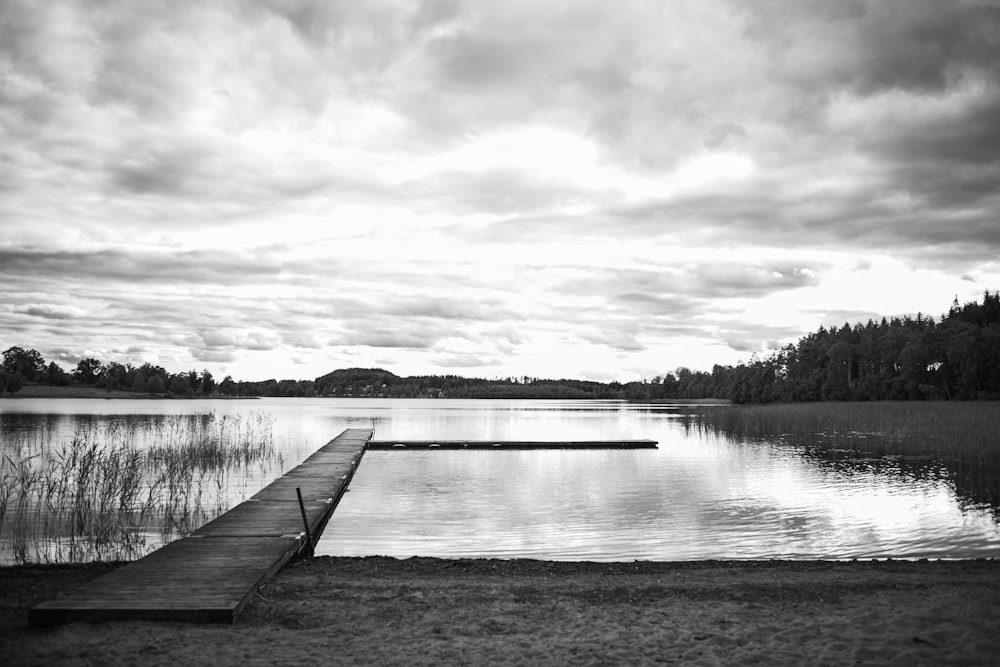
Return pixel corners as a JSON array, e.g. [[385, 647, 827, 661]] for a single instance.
[[0, 351, 230, 398], [646, 291, 1000, 403], [2, 292, 997, 403]]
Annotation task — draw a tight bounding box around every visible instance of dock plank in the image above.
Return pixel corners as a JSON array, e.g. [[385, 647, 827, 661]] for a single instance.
[[250, 475, 353, 502], [192, 499, 331, 537], [29, 428, 371, 627], [29, 536, 302, 625]]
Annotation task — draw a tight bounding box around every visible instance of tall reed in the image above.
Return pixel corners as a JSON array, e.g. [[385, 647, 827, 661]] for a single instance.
[[0, 412, 280, 565]]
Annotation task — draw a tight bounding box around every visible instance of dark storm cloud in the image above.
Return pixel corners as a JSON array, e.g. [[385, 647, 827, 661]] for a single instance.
[[579, 180, 1000, 261], [12, 304, 82, 320], [738, 0, 1000, 94], [530, 261, 832, 356], [335, 328, 445, 350], [9, 0, 997, 259], [104, 137, 380, 210], [394, 4, 635, 143], [303, 258, 507, 294], [446, 0, 1000, 268], [382, 296, 515, 322], [842, 2, 998, 95], [698, 264, 818, 299], [557, 263, 820, 305], [0, 247, 285, 284], [732, 0, 1000, 259], [280, 332, 324, 349], [44, 348, 89, 364], [109, 143, 218, 197], [430, 31, 532, 88], [474, 176, 1000, 266], [718, 334, 766, 354], [327, 295, 527, 353], [704, 123, 749, 150], [200, 330, 280, 352], [0, 322, 34, 337], [289, 291, 519, 325], [578, 325, 646, 353], [257, 0, 458, 58], [872, 93, 1000, 167]]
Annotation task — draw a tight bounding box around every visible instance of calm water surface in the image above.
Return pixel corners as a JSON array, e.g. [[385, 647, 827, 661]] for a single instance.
[[2, 397, 998, 561]]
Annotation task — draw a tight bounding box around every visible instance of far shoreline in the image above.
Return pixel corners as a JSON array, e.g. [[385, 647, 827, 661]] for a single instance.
[[0, 387, 729, 402], [643, 397, 732, 404], [0, 386, 259, 400]]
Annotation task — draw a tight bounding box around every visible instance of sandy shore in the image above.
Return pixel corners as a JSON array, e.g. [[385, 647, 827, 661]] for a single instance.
[[2, 557, 999, 665]]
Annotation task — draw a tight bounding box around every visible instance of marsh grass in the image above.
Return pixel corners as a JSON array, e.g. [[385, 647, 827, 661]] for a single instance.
[[684, 402, 1000, 509], [0, 412, 280, 564]]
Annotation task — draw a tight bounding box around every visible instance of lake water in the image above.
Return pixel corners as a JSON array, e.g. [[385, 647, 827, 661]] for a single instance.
[[2, 397, 998, 562]]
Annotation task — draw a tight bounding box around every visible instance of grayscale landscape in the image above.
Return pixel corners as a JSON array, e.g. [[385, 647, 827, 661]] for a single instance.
[[2, 1, 999, 664]]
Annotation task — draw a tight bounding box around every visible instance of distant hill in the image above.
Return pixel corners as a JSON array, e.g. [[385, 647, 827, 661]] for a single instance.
[[314, 368, 402, 396]]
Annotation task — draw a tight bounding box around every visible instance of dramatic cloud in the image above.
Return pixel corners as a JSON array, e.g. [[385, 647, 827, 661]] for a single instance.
[[1, 0, 998, 381], [12, 304, 86, 320]]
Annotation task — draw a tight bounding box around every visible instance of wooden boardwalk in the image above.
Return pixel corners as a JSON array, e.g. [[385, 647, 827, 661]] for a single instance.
[[29, 428, 371, 627], [368, 439, 657, 449]]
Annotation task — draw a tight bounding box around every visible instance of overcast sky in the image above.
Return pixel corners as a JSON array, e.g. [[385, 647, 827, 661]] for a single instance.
[[2, 0, 999, 383]]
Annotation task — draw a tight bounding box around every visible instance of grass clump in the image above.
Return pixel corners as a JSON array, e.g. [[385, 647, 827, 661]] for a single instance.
[[0, 412, 280, 565]]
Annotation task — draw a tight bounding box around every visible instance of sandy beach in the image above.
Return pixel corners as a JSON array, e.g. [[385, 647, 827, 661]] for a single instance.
[[2, 557, 998, 665]]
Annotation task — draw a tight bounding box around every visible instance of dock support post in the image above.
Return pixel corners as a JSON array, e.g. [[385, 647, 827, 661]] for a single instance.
[[296, 487, 314, 557]]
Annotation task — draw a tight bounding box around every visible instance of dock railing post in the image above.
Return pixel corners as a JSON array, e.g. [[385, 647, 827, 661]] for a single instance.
[[295, 487, 315, 558]]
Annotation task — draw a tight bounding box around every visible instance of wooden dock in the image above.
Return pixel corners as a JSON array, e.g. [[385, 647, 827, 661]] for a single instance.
[[29, 428, 371, 627], [368, 439, 657, 449]]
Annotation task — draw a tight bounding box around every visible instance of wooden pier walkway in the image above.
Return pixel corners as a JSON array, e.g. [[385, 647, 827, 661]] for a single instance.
[[29, 428, 371, 627], [369, 439, 657, 449]]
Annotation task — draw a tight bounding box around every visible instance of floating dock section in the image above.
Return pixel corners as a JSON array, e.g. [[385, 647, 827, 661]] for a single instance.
[[29, 428, 371, 627], [369, 439, 658, 449]]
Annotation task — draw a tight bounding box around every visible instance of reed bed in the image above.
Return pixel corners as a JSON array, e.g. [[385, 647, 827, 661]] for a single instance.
[[683, 401, 1000, 508], [0, 412, 280, 565]]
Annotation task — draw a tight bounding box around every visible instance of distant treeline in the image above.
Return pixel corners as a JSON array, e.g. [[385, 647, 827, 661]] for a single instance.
[[679, 291, 1000, 403], [2, 292, 998, 403], [0, 352, 230, 398]]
